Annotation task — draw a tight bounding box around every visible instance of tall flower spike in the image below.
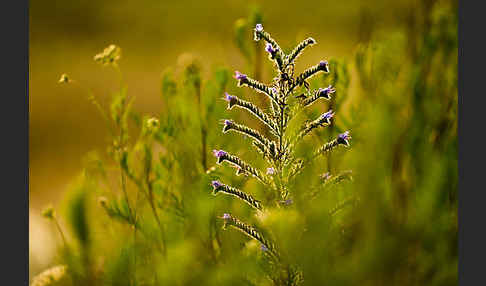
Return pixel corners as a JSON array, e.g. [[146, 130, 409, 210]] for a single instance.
[[213, 25, 353, 283]]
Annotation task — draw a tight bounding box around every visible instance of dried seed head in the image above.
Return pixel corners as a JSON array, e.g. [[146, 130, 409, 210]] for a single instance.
[[98, 196, 108, 207], [31, 265, 68, 286], [42, 205, 55, 219], [94, 44, 121, 66], [58, 73, 70, 84], [145, 117, 160, 134], [206, 166, 216, 174]]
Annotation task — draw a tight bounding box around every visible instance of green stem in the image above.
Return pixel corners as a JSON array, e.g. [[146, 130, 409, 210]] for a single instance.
[[53, 218, 67, 248]]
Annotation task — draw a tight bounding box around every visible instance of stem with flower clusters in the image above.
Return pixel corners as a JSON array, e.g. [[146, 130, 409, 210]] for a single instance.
[[210, 23, 353, 285]]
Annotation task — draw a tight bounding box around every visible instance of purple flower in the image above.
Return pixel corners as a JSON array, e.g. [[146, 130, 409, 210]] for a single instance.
[[224, 92, 234, 102], [270, 87, 278, 97], [223, 92, 237, 109], [234, 71, 248, 86], [234, 71, 247, 81], [318, 85, 336, 99], [280, 199, 293, 206], [222, 213, 231, 220], [320, 109, 334, 123], [318, 60, 329, 72], [222, 119, 234, 133], [212, 149, 226, 157], [266, 167, 275, 175], [255, 24, 263, 32], [320, 172, 331, 181], [211, 180, 223, 189], [260, 244, 268, 252], [213, 149, 228, 164], [337, 131, 352, 146], [265, 43, 276, 55]]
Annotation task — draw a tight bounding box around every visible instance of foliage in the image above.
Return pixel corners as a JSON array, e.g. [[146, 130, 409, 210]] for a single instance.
[[36, 1, 457, 285]]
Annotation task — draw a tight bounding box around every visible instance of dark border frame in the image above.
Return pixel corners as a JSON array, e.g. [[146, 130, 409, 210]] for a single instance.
[[0, 0, 481, 284], [1, 0, 29, 284], [458, 0, 486, 285]]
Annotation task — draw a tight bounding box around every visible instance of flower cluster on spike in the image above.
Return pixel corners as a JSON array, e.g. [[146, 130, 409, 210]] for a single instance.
[[209, 23, 352, 279]]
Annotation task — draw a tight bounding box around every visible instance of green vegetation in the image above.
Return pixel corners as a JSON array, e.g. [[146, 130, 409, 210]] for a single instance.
[[34, 0, 457, 285]]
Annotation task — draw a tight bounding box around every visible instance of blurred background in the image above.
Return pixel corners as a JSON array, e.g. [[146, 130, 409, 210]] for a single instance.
[[30, 0, 457, 284]]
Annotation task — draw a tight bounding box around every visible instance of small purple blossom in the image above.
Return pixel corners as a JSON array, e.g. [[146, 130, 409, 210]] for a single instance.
[[320, 109, 335, 123], [320, 172, 331, 181], [265, 43, 276, 54], [255, 24, 263, 32], [280, 199, 293, 206], [222, 119, 234, 133], [211, 180, 223, 189], [318, 60, 329, 72], [337, 131, 352, 146], [266, 167, 275, 175], [213, 149, 227, 158], [260, 244, 268, 252], [270, 87, 278, 96], [222, 213, 231, 220], [224, 92, 235, 102], [234, 71, 247, 81], [223, 92, 237, 109], [318, 85, 336, 99]]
